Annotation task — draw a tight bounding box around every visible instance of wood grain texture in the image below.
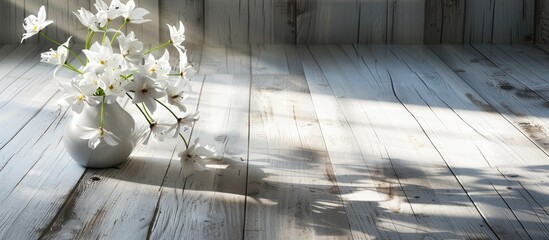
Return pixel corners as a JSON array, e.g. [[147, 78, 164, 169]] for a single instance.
[[536, 0, 549, 43], [199, 44, 251, 75], [246, 74, 352, 239], [150, 74, 249, 239], [41, 143, 177, 240], [251, 44, 303, 74], [296, 0, 359, 43], [204, 0, 248, 44], [430, 44, 549, 156], [249, 0, 296, 44], [463, 0, 494, 43], [387, 0, 425, 43], [492, 0, 535, 43], [0, 49, 87, 239], [303, 44, 497, 239], [424, 0, 465, 44], [358, 0, 387, 44], [383, 44, 549, 238]]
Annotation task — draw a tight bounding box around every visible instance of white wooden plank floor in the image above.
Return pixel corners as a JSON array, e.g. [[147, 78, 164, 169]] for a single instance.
[[2, 44, 549, 239]]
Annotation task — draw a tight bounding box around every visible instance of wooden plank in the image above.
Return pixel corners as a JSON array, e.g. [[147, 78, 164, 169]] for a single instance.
[[424, 0, 465, 44], [492, 0, 535, 43], [66, 0, 90, 45], [0, 44, 38, 81], [474, 44, 549, 100], [296, 0, 359, 44], [383, 44, 549, 238], [251, 45, 290, 74], [150, 74, 249, 239], [246, 74, 352, 238], [249, 0, 296, 44], [0, 0, 8, 43], [308, 44, 497, 238], [389, 45, 549, 167], [355, 44, 534, 239], [430, 44, 549, 157], [387, 0, 425, 44], [463, 0, 494, 44], [358, 0, 387, 44], [204, 0, 248, 44], [250, 44, 303, 74], [7, 0, 25, 44], [536, 0, 549, 43], [41, 143, 177, 239], [47, 0, 71, 44], [0, 102, 85, 239], [199, 44, 251, 75], [139, 0, 160, 45], [0, 49, 87, 239], [159, 0, 204, 46]]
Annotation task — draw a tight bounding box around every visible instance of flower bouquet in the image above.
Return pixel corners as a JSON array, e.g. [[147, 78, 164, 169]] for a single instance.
[[21, 1, 218, 176]]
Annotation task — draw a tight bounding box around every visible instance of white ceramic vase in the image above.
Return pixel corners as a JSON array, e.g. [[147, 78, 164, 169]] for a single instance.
[[63, 102, 138, 168]]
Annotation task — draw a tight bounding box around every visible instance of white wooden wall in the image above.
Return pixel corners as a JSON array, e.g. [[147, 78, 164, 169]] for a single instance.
[[0, 0, 546, 44]]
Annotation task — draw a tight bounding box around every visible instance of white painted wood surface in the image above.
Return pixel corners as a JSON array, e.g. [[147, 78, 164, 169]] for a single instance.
[[246, 74, 352, 239], [3, 0, 545, 44], [4, 44, 549, 239]]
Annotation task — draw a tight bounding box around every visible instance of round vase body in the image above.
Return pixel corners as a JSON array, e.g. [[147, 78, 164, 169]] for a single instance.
[[64, 102, 137, 168]]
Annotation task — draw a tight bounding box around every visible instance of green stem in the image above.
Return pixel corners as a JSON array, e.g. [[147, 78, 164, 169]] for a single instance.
[[101, 20, 111, 45], [63, 63, 83, 74], [100, 95, 105, 128], [154, 99, 179, 119], [179, 133, 189, 149], [85, 29, 91, 49], [142, 103, 153, 121], [126, 93, 154, 123], [40, 32, 85, 65], [144, 40, 172, 55], [154, 99, 190, 149], [110, 20, 128, 45], [87, 31, 95, 50]]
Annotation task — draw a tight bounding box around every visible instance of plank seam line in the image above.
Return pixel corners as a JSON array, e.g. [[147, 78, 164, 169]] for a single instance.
[[490, 182, 534, 240], [241, 46, 253, 240], [497, 168, 549, 227], [146, 145, 179, 239], [39, 172, 87, 238], [384, 69, 500, 239], [304, 44, 377, 234], [391, 47, 493, 142], [465, 44, 549, 158], [0, 89, 59, 153]]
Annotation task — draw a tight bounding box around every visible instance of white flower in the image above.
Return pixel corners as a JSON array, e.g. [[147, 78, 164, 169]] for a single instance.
[[141, 122, 170, 145], [94, 0, 123, 20], [176, 47, 195, 91], [73, 7, 107, 31], [79, 125, 120, 149], [125, 69, 166, 113], [145, 50, 171, 81], [167, 21, 185, 49], [117, 31, 144, 64], [99, 68, 127, 97], [21, 6, 54, 43], [165, 80, 190, 112], [83, 41, 123, 73], [165, 111, 199, 138], [122, 0, 151, 24], [41, 36, 72, 76], [178, 138, 217, 177], [58, 80, 99, 113]]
